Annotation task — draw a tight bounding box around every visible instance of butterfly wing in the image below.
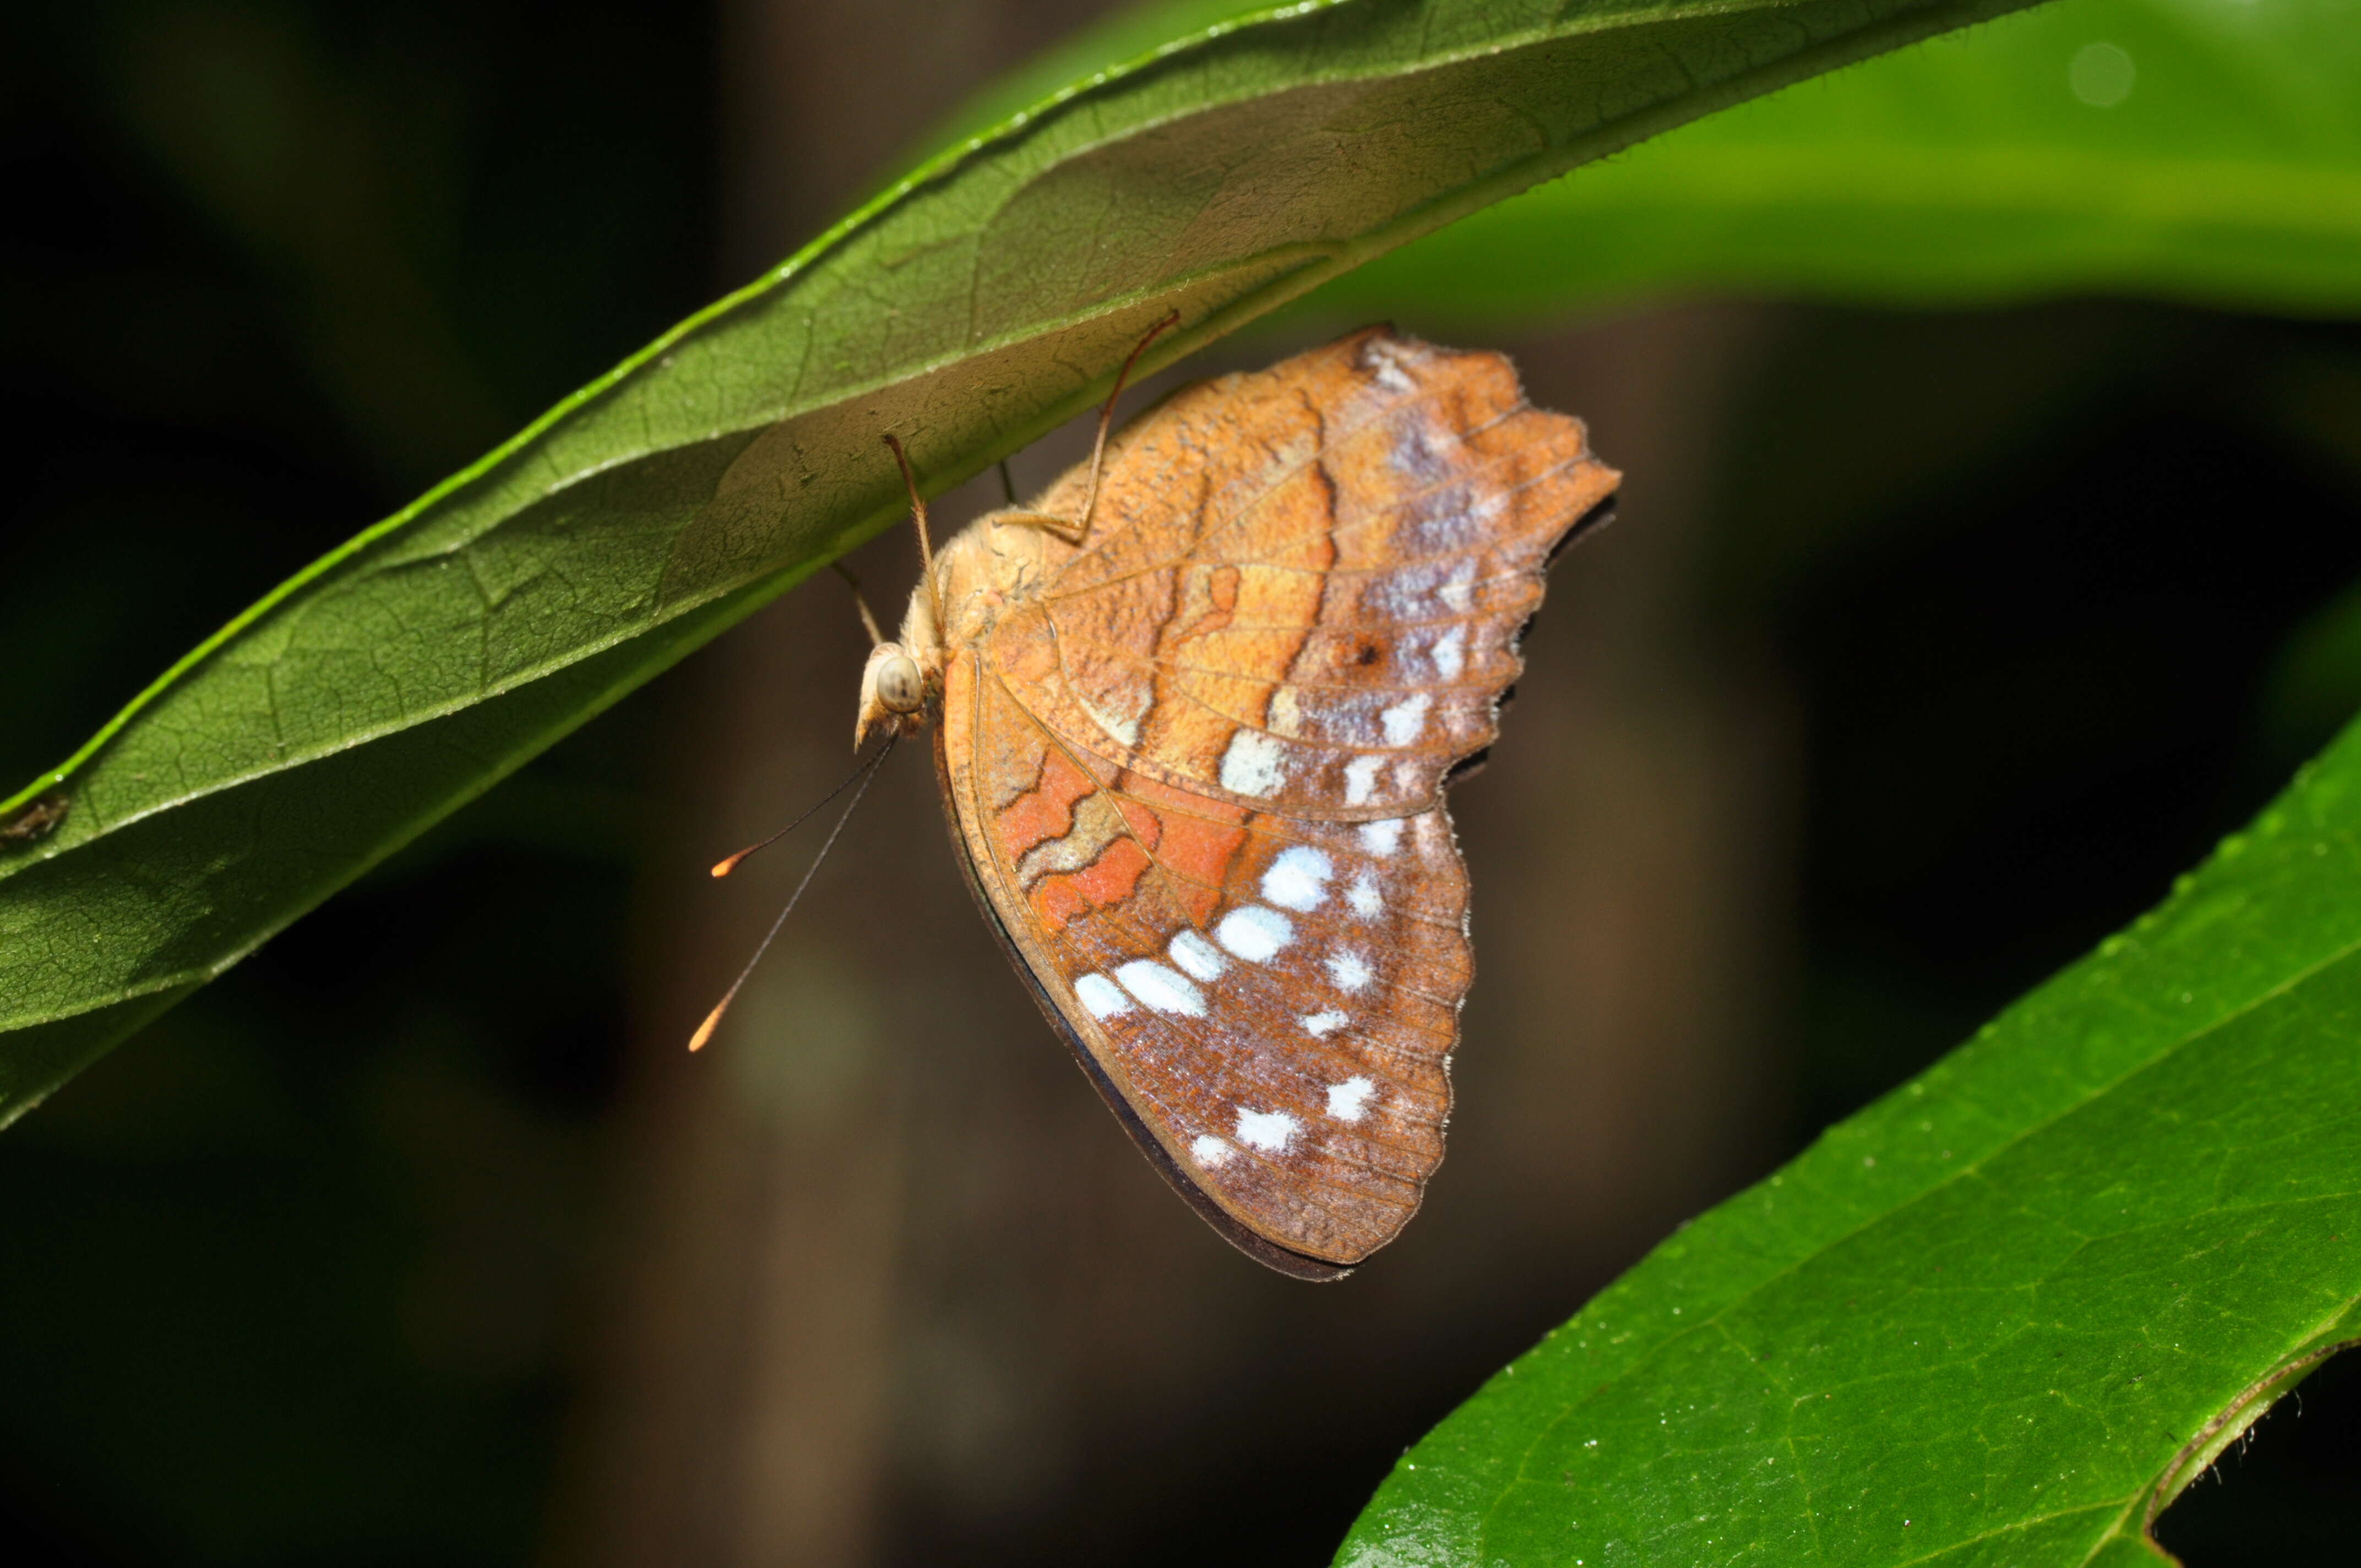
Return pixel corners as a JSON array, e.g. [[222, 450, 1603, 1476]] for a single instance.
[[934, 329, 1615, 1269], [988, 326, 1618, 819], [936, 653, 1468, 1273]]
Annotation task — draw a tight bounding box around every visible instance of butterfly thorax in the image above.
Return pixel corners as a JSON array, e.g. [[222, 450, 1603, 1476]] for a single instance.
[[852, 508, 1078, 749]]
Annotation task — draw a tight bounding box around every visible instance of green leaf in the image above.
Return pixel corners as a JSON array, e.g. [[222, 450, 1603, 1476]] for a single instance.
[[1315, 0, 2361, 319], [1336, 720, 2361, 1566], [0, 0, 2049, 1122]]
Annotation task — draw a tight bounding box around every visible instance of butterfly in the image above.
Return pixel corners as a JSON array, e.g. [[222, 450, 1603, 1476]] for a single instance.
[[835, 324, 1615, 1278]]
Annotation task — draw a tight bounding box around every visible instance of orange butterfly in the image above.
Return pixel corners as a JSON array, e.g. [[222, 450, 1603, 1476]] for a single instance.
[[752, 325, 1615, 1278]]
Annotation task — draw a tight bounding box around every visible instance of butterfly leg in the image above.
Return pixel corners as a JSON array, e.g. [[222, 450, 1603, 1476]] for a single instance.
[[881, 433, 944, 629], [991, 309, 1180, 549], [991, 509, 1089, 545]]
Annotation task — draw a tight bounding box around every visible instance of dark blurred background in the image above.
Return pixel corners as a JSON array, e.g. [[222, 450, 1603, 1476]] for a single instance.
[[3, 1, 2358, 1564]]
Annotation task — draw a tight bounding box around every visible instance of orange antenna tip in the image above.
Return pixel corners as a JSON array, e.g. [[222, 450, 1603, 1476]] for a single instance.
[[701, 744, 887, 880], [683, 733, 898, 1062]]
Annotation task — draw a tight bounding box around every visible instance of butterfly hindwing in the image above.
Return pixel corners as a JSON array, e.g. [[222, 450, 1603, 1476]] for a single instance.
[[938, 655, 1468, 1269]]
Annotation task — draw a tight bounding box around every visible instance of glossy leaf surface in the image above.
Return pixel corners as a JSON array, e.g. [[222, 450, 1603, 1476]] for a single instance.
[[1338, 720, 2361, 1566], [0, 0, 2048, 1122]]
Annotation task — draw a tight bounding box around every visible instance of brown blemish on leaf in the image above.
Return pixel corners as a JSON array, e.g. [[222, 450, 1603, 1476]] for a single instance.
[[0, 792, 68, 848]]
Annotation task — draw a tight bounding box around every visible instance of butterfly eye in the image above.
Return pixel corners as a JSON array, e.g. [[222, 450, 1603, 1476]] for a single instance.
[[876, 651, 924, 713]]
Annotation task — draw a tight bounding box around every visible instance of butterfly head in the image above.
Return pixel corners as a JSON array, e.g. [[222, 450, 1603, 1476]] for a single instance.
[[855, 639, 939, 747]]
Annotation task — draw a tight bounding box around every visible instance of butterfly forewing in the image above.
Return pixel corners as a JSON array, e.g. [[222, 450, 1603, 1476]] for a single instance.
[[992, 329, 1616, 819]]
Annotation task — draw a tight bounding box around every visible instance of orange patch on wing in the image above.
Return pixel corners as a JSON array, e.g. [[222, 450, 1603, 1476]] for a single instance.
[[1119, 772, 1250, 926], [1033, 836, 1153, 930], [1172, 563, 1241, 643], [992, 747, 1098, 859]]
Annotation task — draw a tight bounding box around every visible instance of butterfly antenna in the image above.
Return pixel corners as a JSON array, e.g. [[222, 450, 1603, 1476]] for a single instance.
[[688, 734, 896, 1052], [881, 434, 942, 630], [1077, 308, 1180, 534], [831, 561, 887, 646], [708, 737, 893, 879]]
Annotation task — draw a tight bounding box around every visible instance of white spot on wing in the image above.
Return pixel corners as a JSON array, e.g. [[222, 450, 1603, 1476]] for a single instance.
[[1167, 929, 1227, 982], [1343, 754, 1385, 805], [1191, 1134, 1233, 1168], [1216, 905, 1294, 962], [1347, 870, 1382, 919], [1357, 818, 1405, 856], [1326, 949, 1373, 993], [1267, 685, 1304, 738], [1078, 686, 1147, 750], [1260, 845, 1334, 911], [1380, 693, 1432, 747], [1076, 974, 1132, 1019], [1219, 728, 1288, 798], [1114, 960, 1205, 1016], [1234, 1108, 1299, 1153], [1301, 1009, 1348, 1036], [1432, 626, 1466, 680], [1439, 559, 1478, 613], [1326, 1076, 1377, 1121]]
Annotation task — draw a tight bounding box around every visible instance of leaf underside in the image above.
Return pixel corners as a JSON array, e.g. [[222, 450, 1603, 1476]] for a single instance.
[[1336, 717, 2361, 1567], [0, 0, 2044, 1121]]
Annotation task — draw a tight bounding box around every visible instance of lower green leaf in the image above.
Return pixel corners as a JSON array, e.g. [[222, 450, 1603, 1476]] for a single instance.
[[1339, 721, 2361, 1565]]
